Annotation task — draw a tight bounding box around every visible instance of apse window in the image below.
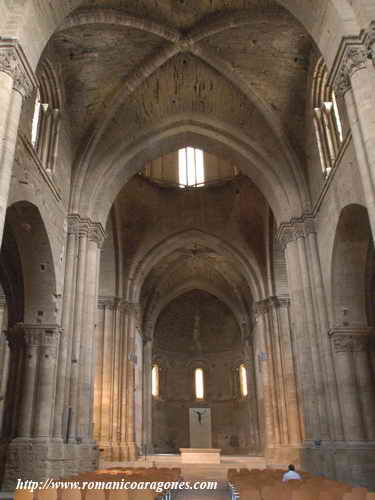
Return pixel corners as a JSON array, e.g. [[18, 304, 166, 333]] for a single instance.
[[178, 147, 205, 187], [239, 364, 248, 397], [152, 364, 160, 398], [195, 368, 205, 400]]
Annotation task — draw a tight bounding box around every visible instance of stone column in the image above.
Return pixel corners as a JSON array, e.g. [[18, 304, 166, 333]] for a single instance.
[[253, 303, 276, 451], [77, 224, 104, 442], [0, 298, 9, 433], [330, 327, 375, 441], [12, 325, 61, 439], [334, 46, 375, 238], [125, 302, 140, 461], [0, 40, 36, 244], [2, 326, 25, 438], [68, 219, 89, 441], [53, 215, 79, 440], [94, 297, 116, 459], [304, 221, 344, 440], [272, 297, 302, 445], [280, 226, 320, 441], [143, 335, 153, 456]]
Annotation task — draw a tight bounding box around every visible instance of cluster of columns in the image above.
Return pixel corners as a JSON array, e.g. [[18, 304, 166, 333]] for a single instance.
[[253, 296, 301, 462], [93, 296, 140, 461], [329, 327, 375, 441], [276, 217, 375, 449], [52, 215, 105, 446], [3, 324, 61, 440]]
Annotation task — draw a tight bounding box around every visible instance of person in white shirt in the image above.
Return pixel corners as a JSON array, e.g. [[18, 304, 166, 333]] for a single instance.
[[282, 464, 302, 482]]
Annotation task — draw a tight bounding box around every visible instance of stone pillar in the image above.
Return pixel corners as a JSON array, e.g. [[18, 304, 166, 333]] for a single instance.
[[254, 297, 302, 464], [93, 297, 116, 459], [10, 325, 60, 438], [68, 219, 90, 442], [304, 223, 344, 441], [3, 325, 61, 488], [334, 45, 375, 239], [0, 40, 37, 244], [77, 224, 104, 442], [2, 325, 24, 438], [280, 226, 320, 441], [330, 327, 375, 441], [0, 298, 9, 433], [53, 215, 79, 440], [252, 304, 275, 452], [142, 335, 153, 456], [124, 302, 140, 461]]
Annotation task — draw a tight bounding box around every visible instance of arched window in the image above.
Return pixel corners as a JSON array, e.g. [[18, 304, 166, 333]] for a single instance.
[[195, 367, 205, 400], [33, 59, 62, 173], [178, 147, 205, 187], [239, 364, 248, 397], [312, 57, 344, 177], [152, 364, 160, 397], [31, 90, 41, 147]]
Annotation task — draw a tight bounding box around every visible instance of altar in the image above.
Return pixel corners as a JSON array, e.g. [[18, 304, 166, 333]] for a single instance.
[[178, 408, 221, 463], [179, 448, 222, 464]]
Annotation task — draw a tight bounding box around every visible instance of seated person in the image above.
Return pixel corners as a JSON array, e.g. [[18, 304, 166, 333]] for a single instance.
[[282, 464, 302, 482]]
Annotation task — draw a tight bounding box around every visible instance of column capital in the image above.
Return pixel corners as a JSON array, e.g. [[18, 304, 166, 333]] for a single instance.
[[366, 21, 375, 63], [89, 222, 106, 248], [98, 296, 117, 310], [329, 326, 373, 353], [254, 296, 290, 317], [22, 324, 61, 348], [0, 39, 37, 98], [333, 45, 369, 96], [67, 214, 106, 246], [277, 215, 316, 249]]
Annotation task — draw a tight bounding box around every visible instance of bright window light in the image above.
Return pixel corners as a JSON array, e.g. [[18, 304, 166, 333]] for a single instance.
[[195, 368, 204, 400], [178, 147, 205, 187], [332, 91, 343, 143], [152, 364, 159, 397], [240, 364, 248, 397], [31, 90, 41, 147]]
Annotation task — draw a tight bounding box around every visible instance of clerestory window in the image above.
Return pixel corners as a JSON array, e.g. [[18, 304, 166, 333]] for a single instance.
[[312, 57, 344, 177], [178, 147, 205, 187]]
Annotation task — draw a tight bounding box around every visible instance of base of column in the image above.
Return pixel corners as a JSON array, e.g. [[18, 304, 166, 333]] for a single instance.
[[2, 438, 99, 489], [301, 440, 375, 490]]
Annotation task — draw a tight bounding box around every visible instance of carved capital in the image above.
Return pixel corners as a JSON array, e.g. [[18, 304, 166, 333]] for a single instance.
[[334, 46, 368, 96], [277, 224, 296, 250], [88, 222, 106, 248], [330, 327, 373, 353], [23, 324, 61, 351], [278, 216, 317, 248], [67, 214, 81, 235], [0, 40, 37, 98], [98, 296, 117, 310], [366, 22, 375, 63]]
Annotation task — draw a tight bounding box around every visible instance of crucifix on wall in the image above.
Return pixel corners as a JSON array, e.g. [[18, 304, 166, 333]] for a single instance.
[[189, 408, 212, 448]]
